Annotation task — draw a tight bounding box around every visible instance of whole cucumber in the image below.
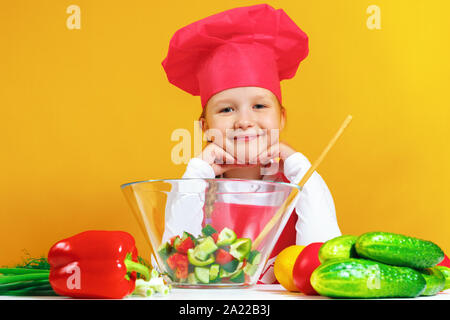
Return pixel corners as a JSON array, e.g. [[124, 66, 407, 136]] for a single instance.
[[310, 258, 426, 298], [435, 266, 450, 290], [418, 267, 446, 296], [318, 235, 358, 263], [355, 232, 444, 269]]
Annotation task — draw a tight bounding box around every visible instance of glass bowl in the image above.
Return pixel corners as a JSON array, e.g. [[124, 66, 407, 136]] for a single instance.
[[121, 178, 300, 288]]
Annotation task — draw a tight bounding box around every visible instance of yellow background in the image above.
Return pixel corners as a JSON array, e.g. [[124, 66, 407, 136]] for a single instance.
[[1, 0, 449, 266]]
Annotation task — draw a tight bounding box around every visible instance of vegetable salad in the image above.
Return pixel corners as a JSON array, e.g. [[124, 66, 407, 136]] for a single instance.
[[158, 225, 262, 285]]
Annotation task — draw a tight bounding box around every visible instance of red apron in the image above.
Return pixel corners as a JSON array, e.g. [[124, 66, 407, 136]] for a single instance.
[[203, 174, 297, 283]]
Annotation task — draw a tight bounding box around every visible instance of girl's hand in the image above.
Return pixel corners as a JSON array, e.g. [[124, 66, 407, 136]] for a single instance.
[[257, 141, 297, 164], [196, 143, 249, 176], [279, 141, 297, 160], [256, 141, 297, 175]]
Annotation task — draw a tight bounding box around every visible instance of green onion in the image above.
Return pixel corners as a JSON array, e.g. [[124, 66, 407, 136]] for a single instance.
[[0, 257, 56, 296], [0, 279, 49, 291], [0, 273, 49, 285], [16, 256, 50, 270], [0, 268, 50, 275], [150, 268, 160, 279], [0, 282, 55, 296], [0, 282, 51, 293], [3, 289, 57, 296]]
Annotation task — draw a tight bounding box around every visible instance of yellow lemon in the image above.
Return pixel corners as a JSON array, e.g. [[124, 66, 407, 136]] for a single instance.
[[274, 245, 305, 291]]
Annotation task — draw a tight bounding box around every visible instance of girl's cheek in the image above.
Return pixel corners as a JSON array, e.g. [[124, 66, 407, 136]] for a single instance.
[[266, 128, 281, 145]]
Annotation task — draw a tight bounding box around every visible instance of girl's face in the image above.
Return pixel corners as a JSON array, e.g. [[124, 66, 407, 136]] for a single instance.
[[201, 86, 286, 164]]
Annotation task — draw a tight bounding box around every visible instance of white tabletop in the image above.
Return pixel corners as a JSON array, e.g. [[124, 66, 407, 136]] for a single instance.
[[1, 285, 449, 300]]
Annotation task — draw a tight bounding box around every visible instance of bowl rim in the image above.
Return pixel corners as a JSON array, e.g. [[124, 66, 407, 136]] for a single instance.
[[120, 177, 301, 191]]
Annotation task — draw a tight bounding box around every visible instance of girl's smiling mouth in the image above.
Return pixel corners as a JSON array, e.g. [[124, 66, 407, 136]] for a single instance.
[[229, 130, 268, 143], [233, 134, 260, 142]]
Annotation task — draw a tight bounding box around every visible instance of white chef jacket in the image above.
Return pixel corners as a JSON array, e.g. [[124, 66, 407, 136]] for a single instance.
[[162, 152, 341, 283]]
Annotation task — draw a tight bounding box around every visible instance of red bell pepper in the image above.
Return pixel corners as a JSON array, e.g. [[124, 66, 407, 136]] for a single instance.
[[48, 230, 150, 299]]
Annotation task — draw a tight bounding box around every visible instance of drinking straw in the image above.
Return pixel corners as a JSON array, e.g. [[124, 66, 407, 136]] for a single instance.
[[252, 115, 353, 250]]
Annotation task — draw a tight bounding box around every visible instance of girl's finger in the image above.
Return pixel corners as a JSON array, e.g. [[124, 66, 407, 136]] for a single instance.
[[223, 150, 237, 165], [258, 143, 280, 165], [213, 163, 254, 176], [213, 144, 236, 165]]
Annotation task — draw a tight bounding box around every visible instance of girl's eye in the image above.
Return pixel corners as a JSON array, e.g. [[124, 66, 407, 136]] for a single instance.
[[253, 104, 266, 109], [219, 107, 234, 113]]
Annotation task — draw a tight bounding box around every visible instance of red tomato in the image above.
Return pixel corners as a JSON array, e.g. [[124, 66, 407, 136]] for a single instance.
[[292, 242, 324, 295], [438, 254, 450, 268], [169, 235, 180, 246], [166, 252, 188, 270], [215, 248, 234, 265], [175, 264, 188, 279], [175, 237, 195, 254]]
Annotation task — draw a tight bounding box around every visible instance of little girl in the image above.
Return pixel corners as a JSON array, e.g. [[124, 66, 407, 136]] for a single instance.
[[161, 4, 341, 284]]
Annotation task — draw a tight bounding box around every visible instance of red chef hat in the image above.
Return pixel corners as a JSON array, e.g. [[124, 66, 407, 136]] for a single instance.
[[161, 3, 309, 108]]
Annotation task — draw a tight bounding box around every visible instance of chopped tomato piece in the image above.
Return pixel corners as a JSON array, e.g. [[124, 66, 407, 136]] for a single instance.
[[167, 252, 188, 270], [169, 235, 180, 246], [175, 237, 195, 254], [215, 248, 235, 265], [175, 264, 188, 279]]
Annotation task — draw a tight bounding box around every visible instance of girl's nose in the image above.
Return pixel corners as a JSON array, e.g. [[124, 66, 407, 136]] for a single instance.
[[234, 118, 254, 130], [234, 108, 256, 130]]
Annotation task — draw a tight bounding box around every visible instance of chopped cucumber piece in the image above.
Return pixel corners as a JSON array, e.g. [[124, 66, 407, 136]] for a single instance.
[[157, 242, 171, 260], [187, 249, 215, 266], [193, 236, 218, 261], [222, 259, 239, 273], [229, 269, 245, 283], [219, 267, 229, 278], [221, 262, 244, 278], [216, 228, 237, 246], [247, 250, 262, 265], [209, 277, 222, 284], [173, 236, 181, 248], [229, 238, 252, 261], [209, 264, 220, 281], [188, 272, 198, 284], [243, 263, 258, 276], [182, 231, 198, 244], [194, 267, 210, 284], [202, 224, 217, 237], [231, 262, 244, 276]]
